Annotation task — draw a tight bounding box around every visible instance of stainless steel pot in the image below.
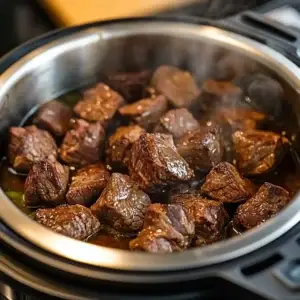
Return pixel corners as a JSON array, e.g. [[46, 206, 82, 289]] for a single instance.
[[1, 16, 300, 300]]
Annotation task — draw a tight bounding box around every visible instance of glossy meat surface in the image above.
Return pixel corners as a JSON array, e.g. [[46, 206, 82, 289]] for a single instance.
[[233, 130, 288, 176], [176, 126, 223, 173], [128, 133, 194, 192], [235, 182, 290, 229], [154, 108, 199, 140], [34, 100, 72, 136], [172, 194, 228, 246], [119, 95, 167, 130], [60, 119, 105, 167], [34, 204, 100, 240], [8, 125, 58, 173], [106, 125, 146, 167], [151, 65, 200, 108], [130, 203, 194, 253], [66, 163, 110, 207], [24, 159, 69, 207], [201, 162, 255, 203], [91, 173, 151, 233], [74, 83, 124, 124]]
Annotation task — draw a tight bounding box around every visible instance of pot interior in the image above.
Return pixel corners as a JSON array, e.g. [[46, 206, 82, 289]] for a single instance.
[[1, 20, 300, 271]]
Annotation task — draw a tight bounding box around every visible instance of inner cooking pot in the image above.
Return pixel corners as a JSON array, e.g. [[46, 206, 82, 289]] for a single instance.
[[1, 18, 300, 300]]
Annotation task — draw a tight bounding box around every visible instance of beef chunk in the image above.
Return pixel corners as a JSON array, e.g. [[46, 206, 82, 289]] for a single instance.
[[130, 203, 195, 253], [24, 159, 69, 207], [118, 95, 167, 130], [237, 74, 283, 117], [151, 65, 200, 108], [106, 125, 146, 167], [128, 133, 194, 192], [66, 164, 110, 206], [199, 80, 243, 112], [8, 125, 58, 173], [34, 100, 72, 136], [232, 130, 288, 176], [74, 83, 124, 124], [106, 70, 151, 102], [154, 108, 199, 140], [201, 162, 255, 203], [176, 126, 223, 173], [235, 182, 290, 229], [60, 119, 105, 167], [172, 195, 228, 246], [34, 204, 100, 240], [215, 108, 266, 132], [91, 173, 151, 233]]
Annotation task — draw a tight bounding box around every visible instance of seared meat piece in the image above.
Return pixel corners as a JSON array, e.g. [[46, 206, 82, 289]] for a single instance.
[[237, 74, 283, 117], [154, 108, 199, 140], [201, 162, 255, 203], [199, 80, 243, 112], [66, 163, 110, 206], [34, 204, 100, 240], [106, 70, 151, 102], [91, 173, 151, 233], [118, 95, 167, 130], [60, 119, 105, 167], [106, 125, 146, 167], [176, 126, 223, 173], [128, 133, 194, 192], [232, 130, 288, 176], [151, 65, 200, 108], [235, 182, 290, 229], [74, 83, 124, 124], [34, 100, 72, 136], [172, 195, 228, 246], [215, 108, 266, 132], [24, 159, 69, 207], [8, 125, 58, 173], [130, 203, 195, 253]]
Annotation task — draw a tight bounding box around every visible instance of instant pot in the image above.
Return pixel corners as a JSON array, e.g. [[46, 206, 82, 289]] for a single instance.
[[2, 2, 300, 299]]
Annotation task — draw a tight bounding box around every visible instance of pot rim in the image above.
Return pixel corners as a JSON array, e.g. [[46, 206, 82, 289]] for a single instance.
[[1, 19, 300, 272]]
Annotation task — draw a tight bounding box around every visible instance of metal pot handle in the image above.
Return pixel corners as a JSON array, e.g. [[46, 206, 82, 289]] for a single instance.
[[216, 10, 300, 67]]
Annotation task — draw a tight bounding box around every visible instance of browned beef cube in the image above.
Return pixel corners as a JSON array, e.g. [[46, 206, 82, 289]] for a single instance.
[[128, 133, 194, 192], [66, 163, 110, 207], [234, 182, 290, 229], [24, 159, 69, 207], [215, 108, 266, 132], [118, 95, 167, 130], [172, 195, 228, 246], [8, 125, 58, 173], [130, 203, 195, 253], [151, 65, 200, 108], [154, 108, 199, 140], [199, 80, 243, 112], [201, 162, 255, 203], [106, 125, 146, 167], [74, 83, 124, 124], [60, 119, 105, 167], [34, 100, 73, 136], [91, 173, 151, 233], [34, 204, 100, 240], [106, 70, 151, 102], [232, 130, 288, 176], [176, 126, 223, 173]]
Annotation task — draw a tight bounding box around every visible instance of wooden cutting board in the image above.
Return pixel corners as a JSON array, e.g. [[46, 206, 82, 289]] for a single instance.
[[41, 0, 199, 27]]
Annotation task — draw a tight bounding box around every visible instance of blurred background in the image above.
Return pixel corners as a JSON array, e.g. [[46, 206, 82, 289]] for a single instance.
[[0, 0, 271, 57], [2, 0, 300, 57]]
